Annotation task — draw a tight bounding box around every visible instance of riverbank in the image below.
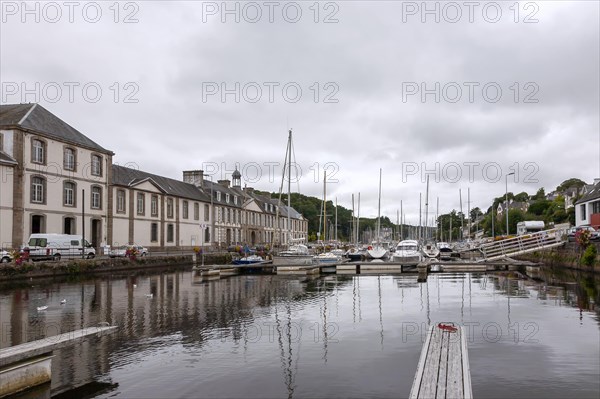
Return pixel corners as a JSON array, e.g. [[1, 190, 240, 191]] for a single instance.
[[0, 252, 234, 281], [515, 242, 600, 272]]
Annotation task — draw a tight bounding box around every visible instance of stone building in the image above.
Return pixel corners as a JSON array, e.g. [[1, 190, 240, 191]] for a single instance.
[[0, 104, 113, 250], [0, 103, 308, 251]]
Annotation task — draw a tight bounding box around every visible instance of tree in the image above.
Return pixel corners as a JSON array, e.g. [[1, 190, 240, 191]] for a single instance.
[[470, 207, 483, 221], [557, 178, 587, 192], [528, 200, 551, 216], [508, 209, 526, 235], [514, 191, 530, 202], [534, 187, 546, 200]]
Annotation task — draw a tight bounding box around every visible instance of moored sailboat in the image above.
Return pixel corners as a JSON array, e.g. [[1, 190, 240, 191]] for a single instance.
[[367, 169, 388, 260]]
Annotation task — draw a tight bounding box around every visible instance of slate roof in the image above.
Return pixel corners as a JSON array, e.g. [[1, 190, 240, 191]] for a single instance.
[[0, 151, 17, 165], [203, 180, 244, 208], [0, 104, 112, 154], [112, 165, 211, 202], [576, 181, 600, 204]]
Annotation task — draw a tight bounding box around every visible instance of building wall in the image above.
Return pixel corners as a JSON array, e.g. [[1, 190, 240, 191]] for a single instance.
[[0, 164, 14, 248], [575, 202, 590, 226], [5, 129, 111, 248]]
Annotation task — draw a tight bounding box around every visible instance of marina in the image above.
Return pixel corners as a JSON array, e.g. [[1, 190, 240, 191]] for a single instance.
[[0, 264, 598, 398]]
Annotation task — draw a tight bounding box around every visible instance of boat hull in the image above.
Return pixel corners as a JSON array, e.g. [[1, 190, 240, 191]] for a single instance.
[[272, 255, 315, 266]]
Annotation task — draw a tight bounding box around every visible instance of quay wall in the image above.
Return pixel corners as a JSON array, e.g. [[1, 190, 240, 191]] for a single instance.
[[515, 242, 600, 272], [0, 253, 233, 281]]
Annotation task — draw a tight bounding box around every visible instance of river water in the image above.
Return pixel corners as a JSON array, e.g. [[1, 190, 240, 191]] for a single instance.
[[1, 266, 599, 398]]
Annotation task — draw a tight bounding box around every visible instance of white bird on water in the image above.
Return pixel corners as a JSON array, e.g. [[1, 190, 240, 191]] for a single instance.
[[145, 293, 153, 298], [37, 305, 48, 311], [60, 299, 67, 305]]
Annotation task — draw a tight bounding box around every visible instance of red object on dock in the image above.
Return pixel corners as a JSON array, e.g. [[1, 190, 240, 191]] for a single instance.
[[437, 323, 458, 332]]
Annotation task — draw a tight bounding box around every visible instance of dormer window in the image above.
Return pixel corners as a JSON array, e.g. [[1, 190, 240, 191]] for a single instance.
[[216, 192, 221, 201], [234, 195, 238, 205], [226, 193, 230, 203]]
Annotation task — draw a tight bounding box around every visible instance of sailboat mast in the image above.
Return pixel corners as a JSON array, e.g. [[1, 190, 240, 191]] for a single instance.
[[436, 197, 439, 241], [419, 193, 422, 242], [400, 200, 403, 241], [357, 193, 361, 244], [352, 194, 355, 245], [287, 130, 292, 245], [396, 209, 399, 241], [467, 187, 471, 239], [459, 189, 464, 241], [377, 169, 382, 246], [425, 175, 429, 242], [335, 197, 338, 242], [323, 171, 327, 242]]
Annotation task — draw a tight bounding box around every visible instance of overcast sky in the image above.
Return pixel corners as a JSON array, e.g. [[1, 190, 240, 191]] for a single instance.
[[1, 1, 599, 224]]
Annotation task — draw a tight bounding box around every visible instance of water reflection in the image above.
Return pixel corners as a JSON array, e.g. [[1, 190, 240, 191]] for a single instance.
[[0, 265, 598, 398]]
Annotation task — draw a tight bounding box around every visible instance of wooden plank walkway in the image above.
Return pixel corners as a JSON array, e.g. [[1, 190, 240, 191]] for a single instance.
[[410, 324, 472, 399], [0, 326, 117, 367]]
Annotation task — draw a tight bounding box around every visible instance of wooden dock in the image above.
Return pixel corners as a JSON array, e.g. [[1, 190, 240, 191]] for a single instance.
[[410, 323, 472, 399], [0, 326, 117, 397]]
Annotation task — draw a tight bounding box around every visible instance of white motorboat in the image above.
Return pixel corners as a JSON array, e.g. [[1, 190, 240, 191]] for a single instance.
[[422, 242, 440, 258], [392, 240, 422, 265], [314, 252, 342, 264], [436, 242, 454, 260], [274, 243, 315, 265]]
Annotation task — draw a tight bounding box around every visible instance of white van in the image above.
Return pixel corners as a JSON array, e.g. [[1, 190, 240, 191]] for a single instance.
[[24, 234, 96, 261]]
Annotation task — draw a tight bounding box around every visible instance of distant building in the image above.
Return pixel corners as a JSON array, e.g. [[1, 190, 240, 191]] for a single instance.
[[111, 165, 211, 250], [575, 179, 600, 228], [496, 200, 529, 216]]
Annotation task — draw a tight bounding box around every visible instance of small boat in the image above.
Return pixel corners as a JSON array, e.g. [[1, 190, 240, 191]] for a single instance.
[[345, 248, 365, 261], [392, 240, 422, 265], [232, 254, 264, 265], [436, 242, 454, 261], [273, 243, 315, 265], [422, 242, 440, 258], [367, 245, 388, 260], [37, 305, 48, 311], [314, 252, 342, 264]]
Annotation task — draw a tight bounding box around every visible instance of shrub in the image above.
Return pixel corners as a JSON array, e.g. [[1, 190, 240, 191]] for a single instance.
[[581, 244, 597, 267]]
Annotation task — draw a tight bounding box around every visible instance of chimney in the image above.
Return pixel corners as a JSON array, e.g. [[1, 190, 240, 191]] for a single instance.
[[243, 187, 254, 194], [183, 170, 204, 188], [218, 179, 230, 188]]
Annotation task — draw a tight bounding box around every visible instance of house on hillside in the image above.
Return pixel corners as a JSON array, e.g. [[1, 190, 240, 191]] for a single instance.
[[575, 179, 600, 228], [496, 200, 529, 216]]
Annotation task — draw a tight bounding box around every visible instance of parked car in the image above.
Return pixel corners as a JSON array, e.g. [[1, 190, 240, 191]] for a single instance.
[[109, 245, 148, 258], [1, 250, 13, 263], [567, 226, 600, 242]]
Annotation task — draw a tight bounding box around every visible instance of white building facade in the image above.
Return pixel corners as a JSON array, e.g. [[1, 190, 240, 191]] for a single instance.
[[0, 104, 113, 250]]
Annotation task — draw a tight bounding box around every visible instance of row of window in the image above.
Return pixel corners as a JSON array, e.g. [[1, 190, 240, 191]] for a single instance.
[[148, 223, 210, 243], [214, 191, 240, 205], [31, 138, 103, 176], [212, 192, 275, 214], [31, 176, 103, 209], [116, 190, 211, 221]]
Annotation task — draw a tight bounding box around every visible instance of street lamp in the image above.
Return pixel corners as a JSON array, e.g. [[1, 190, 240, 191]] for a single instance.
[[505, 172, 515, 236]]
